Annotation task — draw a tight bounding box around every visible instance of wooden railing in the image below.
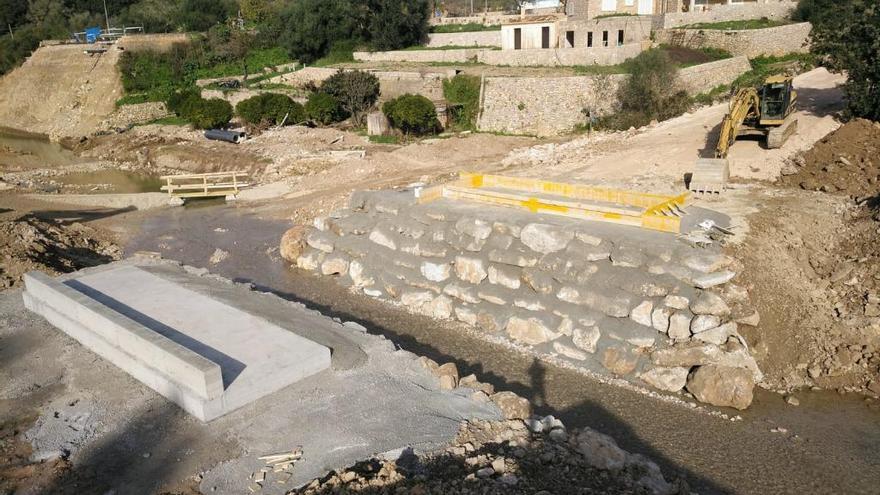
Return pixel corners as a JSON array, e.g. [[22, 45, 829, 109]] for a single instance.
[[160, 171, 250, 199]]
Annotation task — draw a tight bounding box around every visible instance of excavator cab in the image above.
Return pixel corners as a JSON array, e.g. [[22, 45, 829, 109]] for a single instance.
[[759, 77, 795, 125]]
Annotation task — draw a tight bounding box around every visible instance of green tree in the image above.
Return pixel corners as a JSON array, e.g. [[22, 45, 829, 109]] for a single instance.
[[179, 0, 237, 31], [239, 0, 269, 24], [368, 0, 430, 51], [320, 70, 380, 125], [806, 0, 879, 120], [0, 0, 28, 32], [278, 0, 362, 64]]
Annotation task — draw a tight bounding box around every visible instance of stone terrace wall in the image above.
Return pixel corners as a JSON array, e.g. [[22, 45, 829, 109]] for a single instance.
[[427, 31, 502, 47], [478, 56, 750, 136], [354, 49, 483, 63], [479, 44, 643, 67], [655, 1, 798, 29], [478, 74, 625, 136], [655, 23, 811, 58], [289, 189, 764, 409], [270, 68, 455, 103], [430, 12, 521, 26]]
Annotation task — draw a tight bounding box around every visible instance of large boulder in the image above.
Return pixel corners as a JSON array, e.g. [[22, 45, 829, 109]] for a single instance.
[[690, 291, 731, 317], [575, 428, 627, 471], [280, 225, 309, 262], [601, 346, 639, 375], [686, 365, 755, 410], [639, 366, 689, 392]]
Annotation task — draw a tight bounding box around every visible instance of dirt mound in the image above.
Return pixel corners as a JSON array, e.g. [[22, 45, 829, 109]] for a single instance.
[[780, 119, 880, 198], [0, 45, 123, 139], [0, 215, 121, 288]]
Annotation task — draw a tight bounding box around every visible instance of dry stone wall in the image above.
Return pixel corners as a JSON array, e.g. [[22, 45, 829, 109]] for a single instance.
[[269, 68, 453, 103], [655, 1, 797, 29], [427, 31, 502, 47], [354, 49, 483, 63], [479, 44, 643, 67], [478, 56, 750, 136], [288, 188, 764, 409], [655, 23, 811, 58]]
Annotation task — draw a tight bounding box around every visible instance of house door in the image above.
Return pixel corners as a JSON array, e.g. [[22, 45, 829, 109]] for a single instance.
[[638, 0, 653, 14], [541, 26, 550, 49], [514, 28, 522, 50]]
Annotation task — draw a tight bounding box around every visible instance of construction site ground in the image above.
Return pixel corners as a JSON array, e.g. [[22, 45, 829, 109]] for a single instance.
[[1, 66, 879, 494]]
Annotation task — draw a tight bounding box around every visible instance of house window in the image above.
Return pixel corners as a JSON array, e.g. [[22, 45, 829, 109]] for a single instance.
[[541, 26, 550, 49], [618, 30, 624, 46], [587, 32, 593, 47], [565, 30, 575, 48], [514, 28, 522, 50], [602, 30, 609, 47]]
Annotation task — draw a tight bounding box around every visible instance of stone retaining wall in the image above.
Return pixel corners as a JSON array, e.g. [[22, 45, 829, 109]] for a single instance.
[[430, 12, 520, 26], [478, 56, 750, 136], [269, 68, 455, 103], [427, 31, 502, 48], [655, 1, 797, 29], [479, 44, 643, 67], [354, 49, 484, 63], [286, 188, 764, 409], [655, 22, 811, 58]]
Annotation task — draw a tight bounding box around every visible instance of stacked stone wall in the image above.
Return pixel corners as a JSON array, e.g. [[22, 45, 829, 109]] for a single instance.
[[430, 12, 521, 26], [289, 188, 764, 409], [269, 68, 453, 103], [478, 56, 750, 136], [427, 31, 502, 47], [354, 49, 484, 63], [655, 1, 797, 29], [655, 22, 811, 58], [479, 44, 643, 67]]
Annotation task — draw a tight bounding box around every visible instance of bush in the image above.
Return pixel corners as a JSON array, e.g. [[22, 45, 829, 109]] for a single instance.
[[442, 75, 481, 130], [305, 92, 346, 125], [166, 88, 203, 116], [187, 98, 234, 129], [383, 94, 439, 136], [236, 93, 305, 126], [368, 0, 430, 51], [321, 70, 381, 126], [600, 49, 692, 130]]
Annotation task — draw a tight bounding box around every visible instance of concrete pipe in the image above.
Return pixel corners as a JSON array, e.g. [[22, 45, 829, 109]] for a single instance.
[[204, 129, 247, 144]]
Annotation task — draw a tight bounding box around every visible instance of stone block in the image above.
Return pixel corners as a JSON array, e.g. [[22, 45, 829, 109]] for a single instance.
[[320, 254, 350, 276], [490, 391, 531, 420], [280, 225, 309, 263], [686, 365, 754, 410], [334, 235, 375, 259], [401, 290, 434, 309], [454, 305, 477, 325], [492, 221, 522, 238], [399, 238, 449, 258], [692, 270, 736, 289], [488, 245, 538, 268], [690, 314, 721, 334], [601, 345, 639, 375], [328, 214, 376, 236], [667, 312, 692, 340], [602, 318, 656, 348], [459, 374, 495, 395], [520, 223, 573, 254], [506, 315, 560, 345], [477, 285, 509, 305], [348, 260, 375, 287], [651, 307, 672, 333], [522, 268, 555, 294], [639, 366, 689, 392], [553, 341, 588, 361], [690, 291, 731, 317], [306, 230, 336, 253], [454, 217, 493, 240], [476, 308, 508, 334], [421, 261, 452, 282], [681, 253, 730, 273], [574, 231, 603, 246], [693, 322, 737, 345], [368, 224, 400, 251], [296, 248, 325, 271], [629, 300, 653, 327], [663, 294, 690, 310], [488, 264, 521, 290], [572, 326, 601, 353], [392, 219, 427, 239], [610, 244, 646, 268], [455, 256, 488, 284], [557, 287, 633, 318], [443, 283, 481, 304], [363, 191, 416, 215], [485, 233, 514, 251], [423, 295, 454, 319]]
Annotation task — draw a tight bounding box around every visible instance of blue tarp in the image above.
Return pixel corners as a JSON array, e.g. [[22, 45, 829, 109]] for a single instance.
[[85, 27, 102, 43]]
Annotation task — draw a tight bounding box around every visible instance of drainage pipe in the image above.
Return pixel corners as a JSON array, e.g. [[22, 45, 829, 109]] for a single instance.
[[204, 130, 246, 144]]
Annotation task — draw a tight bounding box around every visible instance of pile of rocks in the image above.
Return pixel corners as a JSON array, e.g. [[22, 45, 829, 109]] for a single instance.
[[282, 188, 763, 409], [290, 417, 680, 495]]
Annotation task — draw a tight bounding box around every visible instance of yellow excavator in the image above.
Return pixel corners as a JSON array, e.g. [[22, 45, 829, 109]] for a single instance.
[[689, 75, 798, 193]]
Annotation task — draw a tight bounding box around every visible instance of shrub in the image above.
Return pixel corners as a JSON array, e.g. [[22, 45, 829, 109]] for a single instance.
[[599, 49, 692, 130], [166, 88, 202, 117], [305, 92, 346, 125], [383, 94, 439, 136], [368, 0, 430, 51], [321, 70, 381, 126], [187, 98, 234, 129], [236, 93, 305, 126], [442, 74, 481, 130]]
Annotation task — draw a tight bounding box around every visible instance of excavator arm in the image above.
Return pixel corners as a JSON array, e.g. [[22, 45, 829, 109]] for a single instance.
[[714, 87, 761, 159]]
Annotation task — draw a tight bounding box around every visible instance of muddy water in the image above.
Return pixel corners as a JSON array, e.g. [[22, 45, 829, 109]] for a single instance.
[[125, 204, 880, 495], [0, 127, 79, 170], [56, 169, 163, 194]]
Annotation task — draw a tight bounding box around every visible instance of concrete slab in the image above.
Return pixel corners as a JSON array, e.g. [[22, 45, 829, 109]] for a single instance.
[[23, 265, 332, 421]]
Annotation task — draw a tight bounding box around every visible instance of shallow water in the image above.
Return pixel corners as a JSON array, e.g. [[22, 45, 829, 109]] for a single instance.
[[0, 127, 79, 170], [56, 169, 163, 194]]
